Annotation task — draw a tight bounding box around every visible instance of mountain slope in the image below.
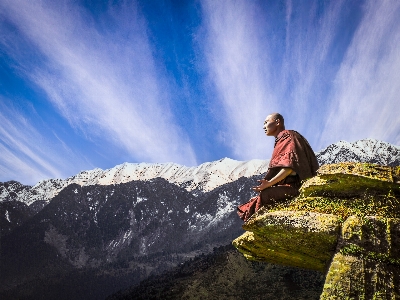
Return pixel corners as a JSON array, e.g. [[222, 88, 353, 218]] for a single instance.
[[0, 176, 258, 299], [108, 244, 324, 300], [0, 200, 36, 238], [0, 138, 399, 299]]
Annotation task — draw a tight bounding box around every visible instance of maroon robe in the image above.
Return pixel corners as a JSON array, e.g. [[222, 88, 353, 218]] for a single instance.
[[237, 130, 319, 222]]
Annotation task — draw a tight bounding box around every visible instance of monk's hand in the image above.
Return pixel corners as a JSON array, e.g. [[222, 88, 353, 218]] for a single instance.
[[252, 179, 271, 192]]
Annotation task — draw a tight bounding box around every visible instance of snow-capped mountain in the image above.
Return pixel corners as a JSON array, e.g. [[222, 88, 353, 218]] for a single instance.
[[316, 138, 400, 166], [0, 139, 400, 205], [1, 158, 270, 205], [1, 139, 399, 207]]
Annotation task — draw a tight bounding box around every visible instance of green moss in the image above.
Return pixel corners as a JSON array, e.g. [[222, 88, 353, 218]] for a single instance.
[[300, 163, 400, 198], [233, 212, 340, 272], [301, 175, 400, 198], [321, 252, 400, 299], [271, 192, 400, 221], [233, 230, 333, 272], [317, 163, 399, 182], [339, 243, 364, 256], [320, 253, 365, 300]]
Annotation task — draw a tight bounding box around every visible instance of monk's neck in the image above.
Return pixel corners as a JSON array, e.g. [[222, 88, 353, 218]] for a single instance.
[[273, 128, 286, 138]]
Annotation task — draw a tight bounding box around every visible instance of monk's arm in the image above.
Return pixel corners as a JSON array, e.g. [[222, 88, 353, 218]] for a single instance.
[[252, 168, 293, 192]]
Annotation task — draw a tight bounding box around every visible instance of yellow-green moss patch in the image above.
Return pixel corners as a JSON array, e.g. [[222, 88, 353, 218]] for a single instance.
[[233, 211, 340, 272], [321, 252, 400, 299], [301, 174, 400, 198], [317, 163, 399, 182], [271, 193, 400, 221], [300, 163, 400, 198], [341, 215, 400, 260]]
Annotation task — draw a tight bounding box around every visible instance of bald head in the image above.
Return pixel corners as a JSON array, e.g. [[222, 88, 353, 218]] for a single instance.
[[263, 113, 285, 137], [268, 113, 285, 127]]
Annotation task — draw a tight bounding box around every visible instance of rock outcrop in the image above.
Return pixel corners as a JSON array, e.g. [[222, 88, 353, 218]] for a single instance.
[[233, 162, 400, 299]]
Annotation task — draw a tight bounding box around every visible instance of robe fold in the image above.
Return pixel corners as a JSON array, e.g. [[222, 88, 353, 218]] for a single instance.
[[237, 130, 318, 222]]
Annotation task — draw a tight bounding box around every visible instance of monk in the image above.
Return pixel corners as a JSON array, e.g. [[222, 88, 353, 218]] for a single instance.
[[237, 113, 319, 222]]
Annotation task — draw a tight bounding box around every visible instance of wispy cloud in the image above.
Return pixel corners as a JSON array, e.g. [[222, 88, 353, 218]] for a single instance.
[[0, 99, 79, 184], [320, 0, 400, 148], [201, 0, 400, 157], [200, 0, 346, 158], [280, 1, 345, 116], [200, 0, 278, 159], [0, 0, 197, 166]]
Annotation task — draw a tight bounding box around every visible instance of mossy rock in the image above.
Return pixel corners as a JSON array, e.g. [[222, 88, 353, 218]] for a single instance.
[[300, 163, 400, 197], [320, 216, 400, 299], [233, 163, 400, 298], [321, 252, 400, 299], [340, 215, 400, 262], [232, 211, 340, 272], [317, 163, 400, 182], [272, 193, 400, 221]]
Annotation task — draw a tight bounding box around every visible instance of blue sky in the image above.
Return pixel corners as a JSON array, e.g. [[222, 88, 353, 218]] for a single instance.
[[1, 0, 399, 185]]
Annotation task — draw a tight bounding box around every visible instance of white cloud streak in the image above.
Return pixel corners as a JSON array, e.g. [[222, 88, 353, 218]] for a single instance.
[[201, 0, 400, 159], [320, 0, 400, 148], [200, 0, 346, 158], [280, 1, 344, 114], [0, 100, 78, 184], [200, 0, 278, 159], [0, 0, 197, 166]]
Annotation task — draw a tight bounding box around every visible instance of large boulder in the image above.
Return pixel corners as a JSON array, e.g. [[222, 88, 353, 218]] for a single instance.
[[232, 211, 340, 272], [232, 163, 400, 299]]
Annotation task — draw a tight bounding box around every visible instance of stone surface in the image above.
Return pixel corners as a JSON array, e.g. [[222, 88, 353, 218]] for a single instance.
[[321, 216, 400, 299], [300, 163, 400, 197], [233, 211, 340, 272], [340, 216, 400, 260], [321, 253, 400, 299], [232, 163, 400, 299]]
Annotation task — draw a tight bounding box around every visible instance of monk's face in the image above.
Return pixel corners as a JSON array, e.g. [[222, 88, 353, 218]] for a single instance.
[[263, 115, 279, 137]]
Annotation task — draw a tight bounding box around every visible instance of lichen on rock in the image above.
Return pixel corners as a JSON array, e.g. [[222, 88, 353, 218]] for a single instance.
[[321, 216, 400, 299], [300, 163, 400, 198], [233, 210, 340, 272], [232, 162, 400, 299]]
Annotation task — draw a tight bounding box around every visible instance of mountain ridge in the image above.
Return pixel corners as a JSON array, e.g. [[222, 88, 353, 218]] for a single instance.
[[1, 139, 398, 207]]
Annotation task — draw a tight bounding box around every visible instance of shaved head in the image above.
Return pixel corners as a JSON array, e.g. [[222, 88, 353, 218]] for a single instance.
[[263, 112, 285, 137], [267, 113, 285, 127]]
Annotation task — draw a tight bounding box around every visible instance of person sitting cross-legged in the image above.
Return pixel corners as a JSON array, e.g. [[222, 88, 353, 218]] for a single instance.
[[237, 113, 319, 222]]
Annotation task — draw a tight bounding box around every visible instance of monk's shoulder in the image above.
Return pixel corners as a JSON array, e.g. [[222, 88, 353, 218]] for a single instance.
[[287, 130, 309, 142], [287, 130, 300, 137]]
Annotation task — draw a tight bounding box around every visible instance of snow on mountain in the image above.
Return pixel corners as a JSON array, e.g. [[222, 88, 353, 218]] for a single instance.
[[0, 158, 270, 206], [316, 138, 400, 166], [1, 139, 399, 206]]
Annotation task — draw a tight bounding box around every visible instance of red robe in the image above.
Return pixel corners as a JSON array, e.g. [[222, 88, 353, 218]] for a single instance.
[[237, 130, 319, 222]]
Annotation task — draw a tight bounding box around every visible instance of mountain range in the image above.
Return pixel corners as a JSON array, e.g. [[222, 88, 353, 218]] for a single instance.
[[2, 138, 398, 207], [0, 138, 399, 299]]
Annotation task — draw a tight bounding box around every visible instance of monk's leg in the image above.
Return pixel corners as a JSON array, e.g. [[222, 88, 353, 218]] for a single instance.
[[259, 185, 299, 207], [238, 186, 298, 221], [237, 196, 259, 221]]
